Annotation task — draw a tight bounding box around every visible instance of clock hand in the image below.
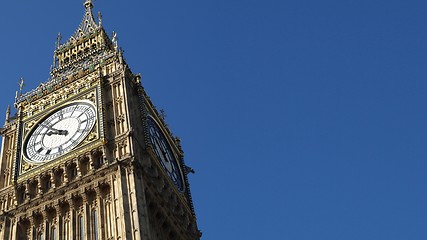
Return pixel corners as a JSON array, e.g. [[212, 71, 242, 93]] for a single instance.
[[40, 124, 68, 136], [46, 130, 68, 136], [46, 130, 58, 136]]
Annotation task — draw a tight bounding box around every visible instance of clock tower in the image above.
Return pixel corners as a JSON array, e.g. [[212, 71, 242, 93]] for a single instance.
[[0, 1, 200, 239]]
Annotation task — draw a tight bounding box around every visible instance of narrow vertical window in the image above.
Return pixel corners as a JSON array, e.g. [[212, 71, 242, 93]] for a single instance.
[[51, 227, 56, 240], [79, 215, 84, 240], [46, 221, 51, 240], [92, 210, 99, 240], [64, 221, 68, 240]]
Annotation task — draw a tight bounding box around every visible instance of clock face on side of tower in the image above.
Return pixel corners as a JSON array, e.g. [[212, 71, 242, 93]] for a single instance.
[[23, 101, 97, 163], [147, 116, 184, 192]]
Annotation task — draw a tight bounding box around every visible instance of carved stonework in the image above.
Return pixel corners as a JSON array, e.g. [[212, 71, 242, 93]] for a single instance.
[[22, 162, 34, 172]]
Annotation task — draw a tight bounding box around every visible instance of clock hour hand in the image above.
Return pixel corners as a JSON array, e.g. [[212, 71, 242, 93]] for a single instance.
[[46, 130, 68, 136], [40, 124, 68, 136]]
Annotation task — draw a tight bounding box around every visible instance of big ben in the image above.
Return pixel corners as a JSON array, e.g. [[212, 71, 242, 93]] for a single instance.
[[0, 1, 201, 239]]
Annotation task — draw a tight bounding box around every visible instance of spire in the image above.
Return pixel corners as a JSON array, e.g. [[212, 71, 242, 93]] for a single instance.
[[51, 1, 115, 73], [66, 0, 99, 44]]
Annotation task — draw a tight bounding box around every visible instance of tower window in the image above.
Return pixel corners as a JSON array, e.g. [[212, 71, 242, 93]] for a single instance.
[[80, 158, 89, 176], [43, 175, 52, 192], [29, 181, 38, 198], [51, 227, 56, 240], [79, 215, 84, 240], [92, 210, 99, 240], [17, 187, 25, 203], [67, 164, 78, 181], [54, 169, 63, 187]]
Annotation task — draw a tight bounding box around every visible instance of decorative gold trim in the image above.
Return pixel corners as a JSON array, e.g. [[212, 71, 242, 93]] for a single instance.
[[21, 100, 97, 163], [17, 141, 104, 183], [18, 84, 102, 177]]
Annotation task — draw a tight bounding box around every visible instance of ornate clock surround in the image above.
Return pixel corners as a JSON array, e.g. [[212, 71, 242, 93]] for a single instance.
[[17, 77, 104, 180], [22, 100, 97, 164]]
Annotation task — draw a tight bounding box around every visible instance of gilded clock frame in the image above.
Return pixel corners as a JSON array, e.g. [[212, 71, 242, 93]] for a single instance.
[[16, 77, 105, 181], [22, 100, 97, 164]]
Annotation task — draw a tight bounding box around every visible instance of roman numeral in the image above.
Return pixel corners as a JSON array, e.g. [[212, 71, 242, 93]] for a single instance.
[[57, 110, 64, 120], [77, 108, 89, 118], [70, 105, 78, 117]]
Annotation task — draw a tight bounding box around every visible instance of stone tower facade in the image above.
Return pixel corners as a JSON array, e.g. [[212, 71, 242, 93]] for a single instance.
[[0, 1, 200, 239]]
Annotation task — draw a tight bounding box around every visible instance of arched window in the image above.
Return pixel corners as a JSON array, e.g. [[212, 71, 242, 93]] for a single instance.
[[38, 232, 44, 240], [79, 215, 84, 240], [92, 209, 99, 240]]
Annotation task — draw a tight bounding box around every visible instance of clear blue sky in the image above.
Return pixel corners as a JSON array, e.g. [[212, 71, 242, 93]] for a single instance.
[[1, 1, 426, 239]]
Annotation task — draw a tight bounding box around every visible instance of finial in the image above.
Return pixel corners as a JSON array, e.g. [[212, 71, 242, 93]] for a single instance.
[[5, 105, 10, 123], [118, 48, 124, 64], [56, 32, 62, 49], [84, 0, 94, 10], [112, 31, 119, 51], [18, 77, 25, 96], [134, 74, 142, 84], [98, 11, 103, 27]]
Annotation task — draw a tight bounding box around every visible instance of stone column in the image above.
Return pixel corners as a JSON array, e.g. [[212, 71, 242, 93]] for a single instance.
[[105, 192, 113, 239], [38, 174, 43, 196], [88, 153, 95, 172], [24, 182, 30, 202], [54, 202, 61, 240], [63, 165, 69, 184], [27, 216, 34, 240], [76, 160, 82, 179], [82, 191, 90, 240], [50, 170, 56, 189], [67, 196, 75, 240], [63, 206, 71, 240], [9, 218, 17, 240], [42, 209, 48, 239], [95, 184, 104, 240]]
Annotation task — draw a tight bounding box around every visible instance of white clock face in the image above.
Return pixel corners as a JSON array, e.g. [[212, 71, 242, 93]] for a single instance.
[[24, 101, 96, 163]]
